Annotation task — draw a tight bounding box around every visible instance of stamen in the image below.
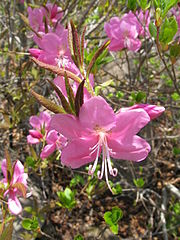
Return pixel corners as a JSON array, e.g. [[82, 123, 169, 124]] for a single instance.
[[88, 144, 100, 175]]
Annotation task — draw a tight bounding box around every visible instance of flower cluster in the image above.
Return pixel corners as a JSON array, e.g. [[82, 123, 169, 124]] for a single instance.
[[0, 159, 28, 215], [104, 10, 150, 52], [27, 111, 66, 159], [27, 3, 164, 191]]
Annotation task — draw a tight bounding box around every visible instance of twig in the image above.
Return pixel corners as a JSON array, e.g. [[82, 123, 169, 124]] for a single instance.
[[165, 183, 180, 199], [161, 187, 168, 240]]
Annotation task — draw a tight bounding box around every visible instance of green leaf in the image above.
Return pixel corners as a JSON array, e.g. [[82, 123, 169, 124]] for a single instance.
[[173, 147, 180, 156], [171, 92, 180, 101], [159, 17, 178, 44], [47, 79, 73, 114], [161, 0, 178, 18], [26, 156, 36, 168], [110, 224, 118, 235], [57, 187, 76, 209], [111, 207, 123, 223], [22, 218, 39, 231], [149, 22, 157, 39], [104, 207, 123, 235], [133, 178, 145, 188], [112, 184, 122, 195], [136, 91, 146, 103], [127, 0, 137, 10], [74, 234, 84, 240], [70, 174, 84, 187], [22, 219, 32, 230], [170, 44, 180, 58]]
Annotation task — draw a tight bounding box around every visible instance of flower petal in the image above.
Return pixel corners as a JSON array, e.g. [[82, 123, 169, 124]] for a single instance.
[[108, 135, 151, 161], [12, 160, 25, 184], [50, 114, 82, 139], [120, 104, 165, 120], [40, 144, 56, 159], [79, 96, 116, 131], [46, 130, 58, 144], [111, 109, 150, 138], [29, 116, 41, 129], [61, 137, 98, 168], [27, 135, 40, 144], [8, 191, 22, 215]]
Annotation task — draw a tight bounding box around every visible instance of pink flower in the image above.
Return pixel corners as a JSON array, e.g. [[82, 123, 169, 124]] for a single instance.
[[50, 96, 151, 191], [40, 130, 67, 159], [27, 7, 44, 32], [104, 12, 142, 52], [172, 7, 180, 41], [30, 32, 72, 67], [28, 3, 63, 35], [119, 104, 165, 120], [136, 10, 150, 37], [1, 159, 28, 215], [41, 3, 63, 25], [27, 111, 51, 144]]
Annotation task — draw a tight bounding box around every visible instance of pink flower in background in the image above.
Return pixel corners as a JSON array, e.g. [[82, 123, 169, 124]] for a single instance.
[[28, 3, 63, 35], [30, 32, 72, 67], [104, 12, 142, 52], [136, 10, 150, 37], [51, 96, 151, 191], [40, 130, 67, 159], [28, 7, 44, 32], [119, 104, 165, 120], [41, 3, 63, 25], [1, 159, 28, 215], [27, 111, 51, 144], [172, 7, 180, 40]]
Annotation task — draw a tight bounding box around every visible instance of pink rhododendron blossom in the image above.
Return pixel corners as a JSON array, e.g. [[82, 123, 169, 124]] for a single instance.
[[28, 3, 63, 35], [136, 10, 150, 37], [41, 3, 63, 25], [50, 96, 151, 191], [28, 7, 44, 32], [119, 104, 165, 120], [27, 111, 51, 144], [30, 32, 73, 68], [104, 13, 142, 52], [1, 159, 28, 215], [40, 130, 67, 159]]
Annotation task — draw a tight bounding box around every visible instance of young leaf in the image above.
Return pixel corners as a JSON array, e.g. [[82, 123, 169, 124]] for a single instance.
[[64, 72, 75, 112], [75, 80, 85, 117], [5, 149, 12, 183], [159, 17, 178, 44], [80, 26, 86, 66], [0, 219, 13, 240], [86, 40, 110, 78], [149, 22, 157, 38], [12, 183, 26, 198], [31, 89, 65, 114], [46, 79, 74, 114], [70, 20, 82, 67], [31, 57, 82, 84]]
